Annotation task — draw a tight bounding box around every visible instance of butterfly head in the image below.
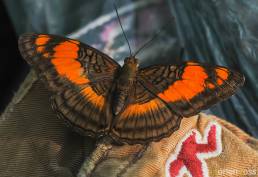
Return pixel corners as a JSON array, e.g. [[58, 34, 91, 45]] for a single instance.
[[124, 57, 139, 68]]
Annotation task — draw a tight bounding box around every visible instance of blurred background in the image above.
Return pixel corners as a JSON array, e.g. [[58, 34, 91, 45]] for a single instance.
[[0, 0, 257, 138]]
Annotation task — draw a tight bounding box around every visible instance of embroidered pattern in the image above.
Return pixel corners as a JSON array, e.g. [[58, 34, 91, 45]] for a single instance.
[[166, 121, 222, 177]]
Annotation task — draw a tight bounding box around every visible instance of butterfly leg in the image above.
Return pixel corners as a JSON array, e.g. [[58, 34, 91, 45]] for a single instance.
[[77, 137, 113, 177], [117, 143, 149, 177]]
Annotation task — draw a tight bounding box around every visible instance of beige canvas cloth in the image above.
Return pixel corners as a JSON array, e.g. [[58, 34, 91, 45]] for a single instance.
[[78, 113, 258, 177], [1, 72, 257, 177]]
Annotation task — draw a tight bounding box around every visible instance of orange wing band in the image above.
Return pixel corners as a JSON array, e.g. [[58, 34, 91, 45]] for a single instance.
[[215, 68, 229, 85], [158, 65, 208, 102], [120, 99, 162, 118], [49, 41, 90, 85]]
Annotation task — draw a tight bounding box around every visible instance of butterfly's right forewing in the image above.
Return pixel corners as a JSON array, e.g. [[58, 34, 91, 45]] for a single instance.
[[19, 33, 120, 137]]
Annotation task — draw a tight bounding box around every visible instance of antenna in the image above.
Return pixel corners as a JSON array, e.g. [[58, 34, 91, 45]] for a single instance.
[[133, 29, 163, 57], [114, 3, 133, 56], [133, 22, 171, 57]]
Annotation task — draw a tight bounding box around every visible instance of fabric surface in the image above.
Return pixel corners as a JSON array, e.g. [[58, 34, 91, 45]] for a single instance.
[[1, 68, 257, 177], [0, 71, 96, 177], [78, 113, 258, 177]]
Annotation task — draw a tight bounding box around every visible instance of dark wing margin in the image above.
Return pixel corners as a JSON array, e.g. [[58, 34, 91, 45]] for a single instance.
[[18, 33, 120, 137], [138, 61, 245, 117], [110, 80, 182, 144]]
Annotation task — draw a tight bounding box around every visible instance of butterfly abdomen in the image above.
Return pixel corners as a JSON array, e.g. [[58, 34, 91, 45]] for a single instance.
[[112, 81, 133, 115]]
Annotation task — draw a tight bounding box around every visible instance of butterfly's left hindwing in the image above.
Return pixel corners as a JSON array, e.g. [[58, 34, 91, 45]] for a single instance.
[[139, 61, 245, 117], [19, 33, 120, 137]]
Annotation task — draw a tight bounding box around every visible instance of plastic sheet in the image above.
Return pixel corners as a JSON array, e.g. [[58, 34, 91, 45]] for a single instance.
[[169, 0, 258, 137]]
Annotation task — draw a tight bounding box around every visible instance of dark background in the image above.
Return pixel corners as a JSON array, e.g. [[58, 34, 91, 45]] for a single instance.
[[0, 0, 28, 112]]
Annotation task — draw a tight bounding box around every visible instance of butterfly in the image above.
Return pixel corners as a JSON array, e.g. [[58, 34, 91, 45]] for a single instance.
[[18, 33, 244, 144]]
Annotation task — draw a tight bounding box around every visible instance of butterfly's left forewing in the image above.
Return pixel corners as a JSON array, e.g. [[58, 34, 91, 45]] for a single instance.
[[19, 33, 120, 137]]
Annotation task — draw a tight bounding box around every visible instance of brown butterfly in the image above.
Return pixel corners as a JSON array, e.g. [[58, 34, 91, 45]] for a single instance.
[[18, 33, 244, 144]]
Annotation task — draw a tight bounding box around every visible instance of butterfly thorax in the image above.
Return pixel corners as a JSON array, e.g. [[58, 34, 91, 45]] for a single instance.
[[112, 57, 139, 115]]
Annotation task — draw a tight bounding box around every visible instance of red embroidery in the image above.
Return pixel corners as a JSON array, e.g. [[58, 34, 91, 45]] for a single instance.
[[166, 122, 222, 177]]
